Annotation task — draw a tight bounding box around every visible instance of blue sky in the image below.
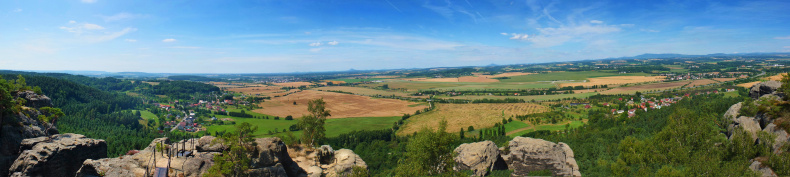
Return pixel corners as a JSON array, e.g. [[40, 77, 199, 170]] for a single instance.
[[1, 0, 789, 73]]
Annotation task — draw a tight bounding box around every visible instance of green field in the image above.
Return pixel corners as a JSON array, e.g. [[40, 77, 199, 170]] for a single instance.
[[139, 110, 159, 125], [510, 120, 585, 137], [205, 116, 400, 138], [504, 121, 530, 132], [664, 65, 690, 73], [362, 80, 557, 92], [498, 71, 650, 82], [332, 78, 382, 83]]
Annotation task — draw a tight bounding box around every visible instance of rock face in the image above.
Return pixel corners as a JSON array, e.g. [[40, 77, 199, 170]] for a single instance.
[[750, 81, 782, 99], [289, 144, 368, 177], [16, 90, 52, 109], [723, 102, 742, 120], [453, 141, 507, 176], [8, 133, 107, 177], [762, 123, 790, 154], [0, 91, 56, 176], [251, 137, 307, 177], [506, 137, 580, 177], [728, 116, 762, 141], [750, 160, 778, 177]]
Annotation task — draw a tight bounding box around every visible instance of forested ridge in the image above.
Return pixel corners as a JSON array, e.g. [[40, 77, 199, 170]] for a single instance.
[[0, 73, 161, 157]]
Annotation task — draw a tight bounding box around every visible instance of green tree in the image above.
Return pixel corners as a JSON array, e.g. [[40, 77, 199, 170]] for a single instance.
[[298, 98, 331, 147], [38, 107, 64, 136], [395, 119, 458, 176], [206, 122, 258, 177]]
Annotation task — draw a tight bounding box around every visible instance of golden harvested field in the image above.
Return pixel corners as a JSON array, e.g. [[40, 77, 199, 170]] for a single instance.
[[141, 81, 160, 86], [490, 72, 535, 78], [737, 73, 787, 88], [398, 103, 549, 135], [315, 86, 428, 98], [273, 82, 314, 87], [558, 76, 666, 87], [458, 76, 498, 82], [224, 84, 300, 97], [688, 79, 718, 87], [712, 78, 737, 82], [254, 90, 427, 118], [600, 81, 692, 95]]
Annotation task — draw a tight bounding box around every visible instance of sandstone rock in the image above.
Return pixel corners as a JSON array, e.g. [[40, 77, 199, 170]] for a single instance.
[[306, 165, 323, 177], [728, 116, 762, 142], [180, 152, 219, 177], [196, 136, 227, 152], [507, 137, 580, 177], [76, 157, 146, 177], [317, 145, 335, 164], [252, 137, 307, 177], [453, 141, 507, 176], [750, 160, 778, 177], [9, 133, 107, 177], [762, 123, 790, 154], [16, 90, 52, 109], [724, 102, 742, 120], [325, 149, 367, 177], [750, 81, 782, 99], [247, 163, 288, 177], [0, 111, 50, 176]]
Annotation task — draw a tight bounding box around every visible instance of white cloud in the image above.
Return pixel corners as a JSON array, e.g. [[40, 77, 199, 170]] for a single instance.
[[509, 33, 529, 40], [500, 33, 508, 36], [69, 20, 76, 24], [304, 32, 311, 35], [81, 0, 97, 3], [512, 24, 622, 47], [327, 41, 339, 45], [82, 23, 105, 30], [775, 36, 790, 40], [590, 20, 603, 24], [784, 46, 790, 48], [86, 27, 136, 42], [13, 8, 22, 12], [162, 38, 177, 42], [125, 39, 137, 42], [170, 46, 201, 49], [309, 48, 323, 52], [309, 42, 322, 46]]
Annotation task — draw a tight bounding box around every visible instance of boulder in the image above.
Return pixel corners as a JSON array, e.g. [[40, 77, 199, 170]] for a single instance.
[[0, 110, 50, 176], [762, 123, 790, 154], [196, 136, 227, 152], [76, 157, 146, 177], [724, 102, 742, 120], [506, 137, 580, 177], [306, 165, 323, 177], [750, 81, 782, 99], [247, 163, 288, 177], [749, 160, 778, 177], [317, 145, 335, 164], [252, 137, 307, 177], [8, 133, 107, 177], [16, 90, 52, 109], [453, 141, 507, 176], [728, 116, 762, 142], [325, 149, 367, 177]]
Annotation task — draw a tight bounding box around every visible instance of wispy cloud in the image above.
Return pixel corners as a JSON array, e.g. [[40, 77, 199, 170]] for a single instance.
[[85, 28, 137, 42], [327, 41, 339, 45], [640, 29, 660, 33], [125, 39, 137, 42], [590, 20, 603, 24], [162, 38, 177, 42], [170, 46, 202, 49], [12, 8, 22, 13], [81, 0, 96, 4], [508, 24, 622, 47], [101, 12, 145, 22], [775, 36, 790, 40], [384, 0, 402, 13], [60, 23, 106, 34], [309, 42, 322, 46], [508, 33, 528, 40]]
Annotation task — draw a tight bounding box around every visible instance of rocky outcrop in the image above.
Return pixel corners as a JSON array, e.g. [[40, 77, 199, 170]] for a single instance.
[[0, 91, 56, 176], [506, 137, 580, 177], [724, 102, 742, 120], [762, 123, 790, 154], [8, 133, 107, 177], [16, 90, 52, 109], [728, 116, 762, 142], [289, 144, 368, 177], [252, 137, 307, 177], [750, 81, 782, 99], [453, 141, 507, 176], [196, 136, 226, 152], [750, 160, 778, 177]]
